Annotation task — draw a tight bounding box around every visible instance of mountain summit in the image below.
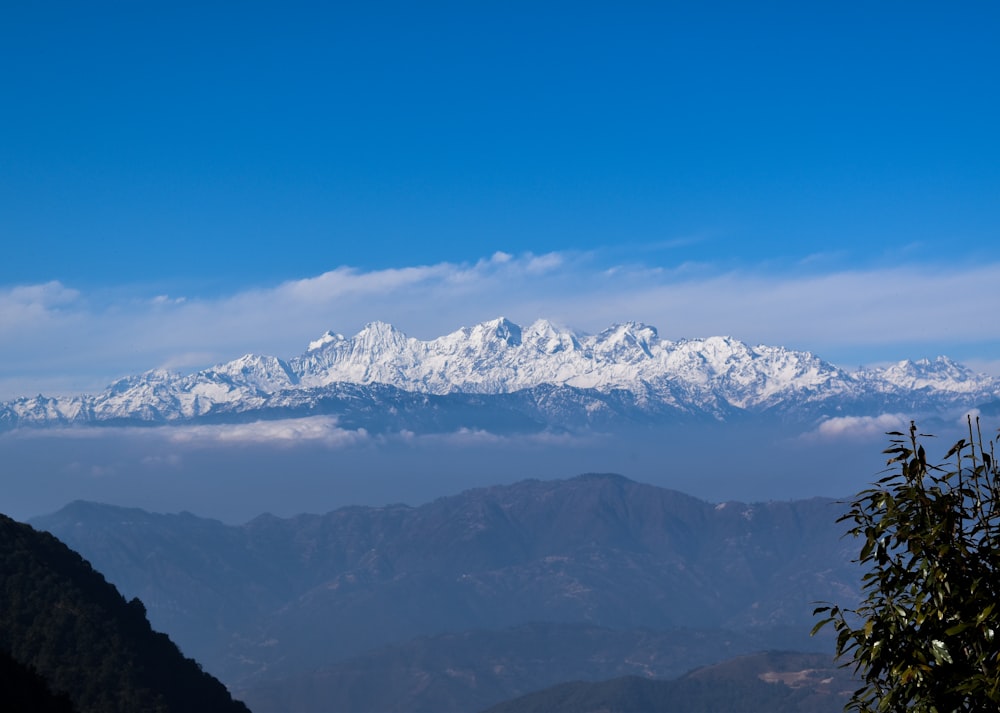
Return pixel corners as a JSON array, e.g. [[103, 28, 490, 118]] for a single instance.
[[2, 318, 997, 431]]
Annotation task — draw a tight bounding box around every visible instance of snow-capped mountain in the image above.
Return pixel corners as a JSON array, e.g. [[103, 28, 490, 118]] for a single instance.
[[2, 318, 997, 432], [291, 318, 846, 400]]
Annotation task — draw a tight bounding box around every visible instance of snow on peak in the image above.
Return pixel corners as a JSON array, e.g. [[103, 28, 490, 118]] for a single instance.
[[361, 320, 400, 333], [601, 322, 658, 344], [524, 319, 580, 355], [874, 356, 985, 393], [592, 322, 658, 360], [205, 354, 298, 392], [471, 316, 522, 347], [5, 318, 997, 430], [285, 318, 867, 405], [354, 321, 410, 351], [524, 318, 559, 336]]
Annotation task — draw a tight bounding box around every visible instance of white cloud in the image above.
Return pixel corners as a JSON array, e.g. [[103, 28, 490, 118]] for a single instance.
[[151, 295, 186, 305], [961, 408, 982, 424], [165, 417, 370, 447], [0, 281, 80, 328], [1, 252, 999, 400], [807, 414, 909, 440], [3, 281, 79, 307], [277, 264, 451, 302], [0, 417, 593, 454], [525, 252, 564, 274], [168, 421, 594, 450], [0, 417, 371, 447]]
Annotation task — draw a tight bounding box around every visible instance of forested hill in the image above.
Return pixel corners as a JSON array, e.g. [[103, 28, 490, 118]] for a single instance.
[[35, 475, 856, 690], [0, 648, 76, 713], [0, 513, 250, 713]]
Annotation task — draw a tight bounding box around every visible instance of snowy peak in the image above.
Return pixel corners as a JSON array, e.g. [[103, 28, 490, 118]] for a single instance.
[[2, 318, 998, 431], [523, 319, 581, 355], [591, 322, 658, 361], [869, 356, 988, 393], [442, 317, 522, 351], [478, 316, 522, 347], [352, 321, 411, 354], [203, 354, 298, 392], [285, 318, 862, 406], [290, 321, 419, 388], [250, 319, 1000, 408]]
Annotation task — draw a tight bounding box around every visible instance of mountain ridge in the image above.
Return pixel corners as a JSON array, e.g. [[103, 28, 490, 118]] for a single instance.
[[31, 473, 857, 689], [3, 317, 996, 431]]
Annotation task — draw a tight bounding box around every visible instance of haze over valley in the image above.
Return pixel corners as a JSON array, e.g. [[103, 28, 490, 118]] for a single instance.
[[2, 317, 995, 520]]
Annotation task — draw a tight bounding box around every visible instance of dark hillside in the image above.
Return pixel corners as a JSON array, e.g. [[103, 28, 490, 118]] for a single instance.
[[0, 649, 76, 713], [0, 514, 250, 713]]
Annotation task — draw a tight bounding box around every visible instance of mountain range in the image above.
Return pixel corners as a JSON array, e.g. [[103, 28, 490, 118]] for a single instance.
[[3, 318, 997, 432], [33, 473, 858, 711]]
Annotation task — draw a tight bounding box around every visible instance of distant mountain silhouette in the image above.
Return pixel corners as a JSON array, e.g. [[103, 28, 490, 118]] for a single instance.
[[0, 513, 250, 713], [34, 473, 857, 711]]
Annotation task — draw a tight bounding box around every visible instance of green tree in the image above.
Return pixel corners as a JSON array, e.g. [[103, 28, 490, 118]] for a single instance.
[[814, 418, 1000, 712]]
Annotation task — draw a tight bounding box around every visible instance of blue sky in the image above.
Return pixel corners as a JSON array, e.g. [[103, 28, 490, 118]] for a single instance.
[[2, 1, 999, 400]]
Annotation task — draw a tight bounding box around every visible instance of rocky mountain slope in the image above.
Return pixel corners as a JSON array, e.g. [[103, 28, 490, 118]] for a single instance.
[[3, 318, 996, 431]]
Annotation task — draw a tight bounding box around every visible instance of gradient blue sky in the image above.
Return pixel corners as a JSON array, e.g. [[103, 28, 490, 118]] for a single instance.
[[2, 1, 999, 400]]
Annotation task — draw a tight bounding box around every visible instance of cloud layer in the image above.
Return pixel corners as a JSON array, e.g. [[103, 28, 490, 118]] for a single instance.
[[2, 251, 1000, 399], [0, 416, 887, 522]]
